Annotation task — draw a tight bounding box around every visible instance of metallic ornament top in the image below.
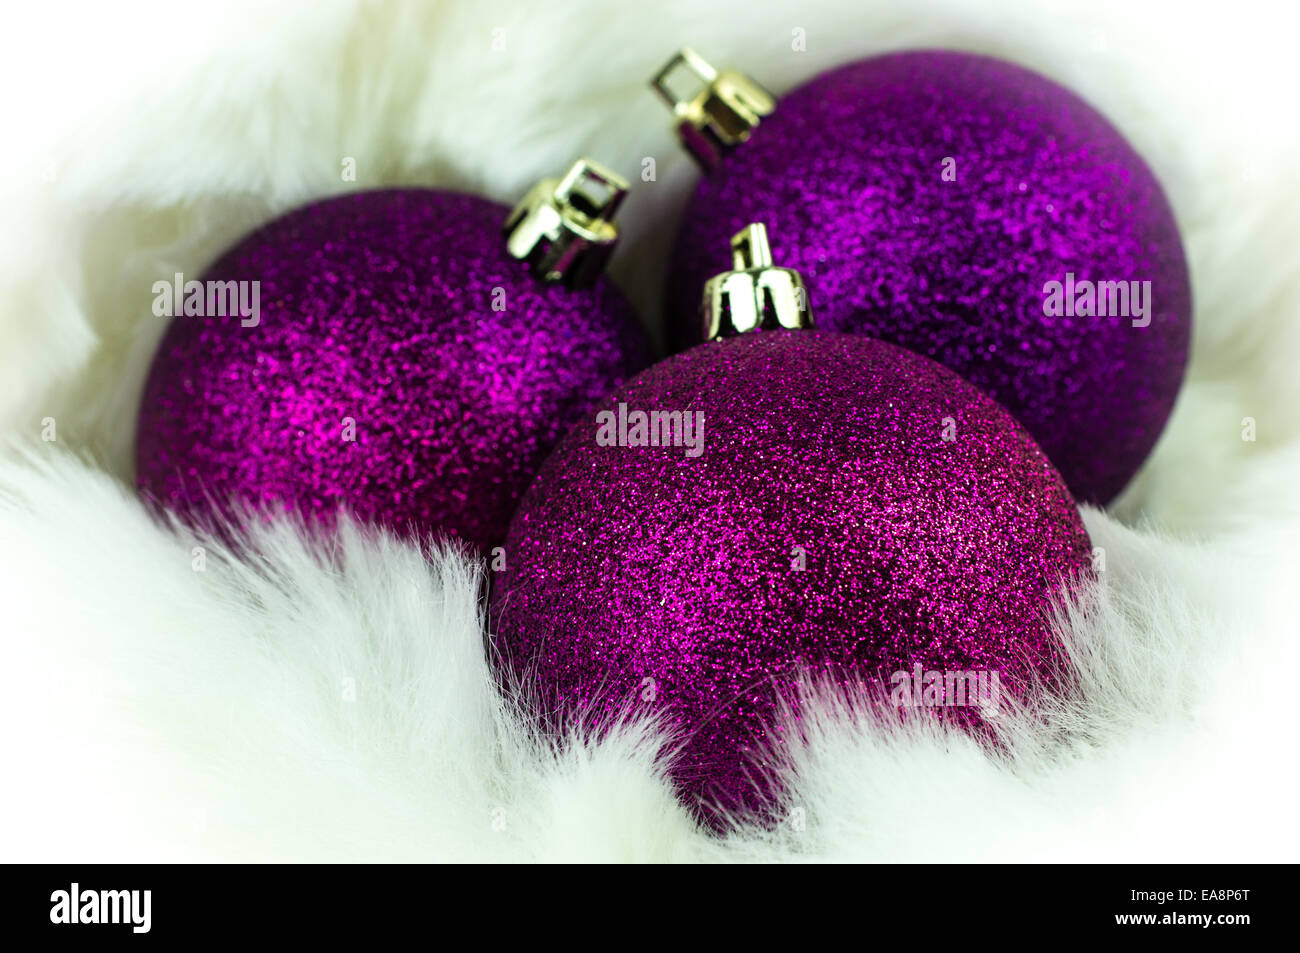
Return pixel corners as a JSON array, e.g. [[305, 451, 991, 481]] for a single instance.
[[504, 158, 628, 289], [701, 223, 814, 339], [491, 230, 1092, 826], [656, 49, 1192, 505], [651, 47, 775, 170], [136, 160, 649, 550]]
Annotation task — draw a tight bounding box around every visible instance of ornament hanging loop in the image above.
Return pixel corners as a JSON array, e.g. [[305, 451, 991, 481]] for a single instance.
[[504, 158, 629, 289], [651, 48, 775, 171], [702, 223, 813, 340]]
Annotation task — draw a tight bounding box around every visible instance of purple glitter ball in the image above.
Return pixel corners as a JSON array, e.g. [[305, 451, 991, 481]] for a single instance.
[[136, 189, 649, 550], [667, 50, 1192, 504], [491, 330, 1092, 825]]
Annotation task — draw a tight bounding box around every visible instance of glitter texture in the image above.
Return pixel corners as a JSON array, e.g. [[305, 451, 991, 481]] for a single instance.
[[136, 189, 649, 550], [491, 330, 1092, 824], [667, 50, 1192, 504]]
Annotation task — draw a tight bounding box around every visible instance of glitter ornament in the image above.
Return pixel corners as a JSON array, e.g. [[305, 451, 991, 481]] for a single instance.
[[491, 226, 1092, 824], [653, 48, 1192, 504], [136, 160, 649, 550]]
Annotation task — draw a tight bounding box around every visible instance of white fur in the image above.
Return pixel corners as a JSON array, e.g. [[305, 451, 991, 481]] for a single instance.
[[1, 0, 1298, 860]]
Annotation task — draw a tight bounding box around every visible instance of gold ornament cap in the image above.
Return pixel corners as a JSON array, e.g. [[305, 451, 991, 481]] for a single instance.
[[701, 223, 814, 340], [650, 48, 775, 171], [503, 158, 629, 289]]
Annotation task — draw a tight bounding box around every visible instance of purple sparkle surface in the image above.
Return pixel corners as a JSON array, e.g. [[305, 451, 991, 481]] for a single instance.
[[136, 189, 649, 550], [491, 330, 1092, 824], [667, 50, 1191, 504]]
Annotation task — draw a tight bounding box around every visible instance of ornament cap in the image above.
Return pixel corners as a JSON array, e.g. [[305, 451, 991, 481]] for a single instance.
[[503, 158, 629, 289], [650, 48, 775, 171], [701, 223, 813, 339]]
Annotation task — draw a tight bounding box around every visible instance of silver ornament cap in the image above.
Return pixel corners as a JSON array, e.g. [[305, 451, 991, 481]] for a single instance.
[[503, 157, 629, 289], [650, 48, 775, 171], [701, 223, 814, 340]]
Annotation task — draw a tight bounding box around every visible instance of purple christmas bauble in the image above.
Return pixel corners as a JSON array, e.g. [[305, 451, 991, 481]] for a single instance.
[[667, 50, 1191, 504], [491, 330, 1092, 824], [136, 189, 649, 550]]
